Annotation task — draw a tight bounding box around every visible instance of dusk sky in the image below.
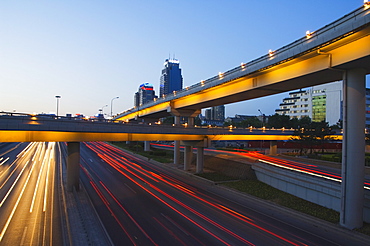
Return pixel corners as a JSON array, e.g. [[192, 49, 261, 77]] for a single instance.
[[1, 1, 368, 118]]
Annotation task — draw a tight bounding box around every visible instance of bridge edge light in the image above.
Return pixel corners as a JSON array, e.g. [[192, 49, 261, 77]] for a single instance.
[[365, 0, 370, 10], [306, 30, 313, 39], [268, 49, 274, 57]]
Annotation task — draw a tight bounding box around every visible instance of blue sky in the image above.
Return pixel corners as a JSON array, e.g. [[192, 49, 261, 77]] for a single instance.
[[0, 1, 368, 117]]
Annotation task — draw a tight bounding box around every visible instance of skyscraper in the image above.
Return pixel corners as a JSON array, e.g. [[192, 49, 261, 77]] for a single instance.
[[212, 105, 225, 121], [160, 59, 183, 97], [134, 83, 157, 107]]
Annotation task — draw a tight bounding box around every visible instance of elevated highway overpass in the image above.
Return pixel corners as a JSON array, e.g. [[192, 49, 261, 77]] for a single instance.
[[114, 5, 370, 122], [0, 114, 298, 142], [1, 4, 369, 230], [113, 4, 370, 230]]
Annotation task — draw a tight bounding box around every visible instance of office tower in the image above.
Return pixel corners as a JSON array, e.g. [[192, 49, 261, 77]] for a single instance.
[[134, 83, 157, 107], [212, 105, 225, 121], [159, 59, 183, 97]]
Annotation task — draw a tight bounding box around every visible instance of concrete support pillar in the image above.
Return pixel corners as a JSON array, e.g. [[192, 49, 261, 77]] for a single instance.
[[196, 147, 204, 174], [340, 68, 366, 229], [186, 117, 194, 171], [269, 141, 278, 155], [184, 146, 193, 171], [188, 117, 194, 127], [144, 141, 150, 152], [174, 116, 181, 165], [67, 142, 80, 192]]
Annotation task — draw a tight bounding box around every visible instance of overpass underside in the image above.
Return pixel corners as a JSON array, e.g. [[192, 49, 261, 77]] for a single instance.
[[0, 130, 295, 142]]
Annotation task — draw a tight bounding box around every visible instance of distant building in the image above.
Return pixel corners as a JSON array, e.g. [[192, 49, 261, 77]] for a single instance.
[[159, 59, 183, 97], [205, 105, 225, 121], [201, 105, 225, 126], [275, 81, 342, 125], [134, 83, 157, 107], [212, 105, 225, 121], [275, 81, 370, 127], [205, 109, 212, 120]]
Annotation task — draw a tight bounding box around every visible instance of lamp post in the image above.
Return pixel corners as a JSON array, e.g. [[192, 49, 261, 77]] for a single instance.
[[55, 95, 61, 117], [110, 97, 119, 118], [101, 104, 108, 115]]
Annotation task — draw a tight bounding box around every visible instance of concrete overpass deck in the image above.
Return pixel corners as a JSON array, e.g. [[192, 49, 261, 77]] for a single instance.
[[0, 115, 304, 142]]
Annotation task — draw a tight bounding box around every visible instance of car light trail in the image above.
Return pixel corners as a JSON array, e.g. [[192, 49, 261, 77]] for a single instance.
[[258, 159, 342, 182], [0, 157, 9, 166], [0, 159, 36, 242], [30, 145, 48, 213], [0, 160, 30, 207], [83, 142, 307, 246]]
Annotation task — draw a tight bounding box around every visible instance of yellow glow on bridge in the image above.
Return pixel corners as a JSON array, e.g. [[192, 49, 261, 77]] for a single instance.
[[0, 130, 297, 142]]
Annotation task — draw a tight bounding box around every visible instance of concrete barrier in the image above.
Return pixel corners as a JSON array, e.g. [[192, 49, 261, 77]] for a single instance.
[[252, 162, 370, 223]]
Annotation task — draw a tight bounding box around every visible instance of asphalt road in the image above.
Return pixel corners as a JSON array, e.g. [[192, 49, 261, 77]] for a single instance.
[[80, 142, 367, 245], [0, 142, 64, 246]]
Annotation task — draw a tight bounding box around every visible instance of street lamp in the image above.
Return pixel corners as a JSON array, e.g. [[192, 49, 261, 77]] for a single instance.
[[55, 95, 61, 117], [110, 97, 119, 117], [100, 104, 108, 115]]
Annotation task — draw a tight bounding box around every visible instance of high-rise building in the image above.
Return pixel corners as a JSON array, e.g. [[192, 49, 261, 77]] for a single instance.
[[275, 81, 342, 125], [275, 81, 370, 127], [159, 59, 183, 97], [202, 105, 225, 126], [134, 83, 157, 107], [205, 105, 225, 121], [212, 105, 225, 121]]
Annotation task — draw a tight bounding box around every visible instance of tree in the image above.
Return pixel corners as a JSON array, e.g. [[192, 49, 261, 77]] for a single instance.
[[291, 118, 336, 155], [266, 113, 291, 128], [239, 117, 262, 128]]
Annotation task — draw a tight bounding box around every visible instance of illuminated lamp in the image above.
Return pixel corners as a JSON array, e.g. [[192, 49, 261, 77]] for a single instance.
[[365, 0, 370, 9], [268, 49, 274, 57], [218, 72, 224, 78], [201, 80, 205, 86], [306, 30, 313, 39], [241, 63, 246, 69]]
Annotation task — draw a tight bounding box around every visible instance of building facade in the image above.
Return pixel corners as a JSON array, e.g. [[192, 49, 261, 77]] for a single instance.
[[159, 59, 183, 97], [275, 81, 370, 127], [275, 81, 342, 125], [134, 83, 157, 107], [202, 105, 225, 126]]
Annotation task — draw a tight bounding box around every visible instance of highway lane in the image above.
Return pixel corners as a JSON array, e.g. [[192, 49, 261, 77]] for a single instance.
[[0, 142, 64, 246], [80, 141, 348, 245], [151, 143, 370, 189]]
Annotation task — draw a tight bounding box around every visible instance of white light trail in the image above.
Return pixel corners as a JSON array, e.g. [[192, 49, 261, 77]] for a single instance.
[[0, 157, 37, 242], [0, 157, 9, 166], [30, 143, 48, 213], [0, 160, 30, 207], [258, 159, 370, 190]]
